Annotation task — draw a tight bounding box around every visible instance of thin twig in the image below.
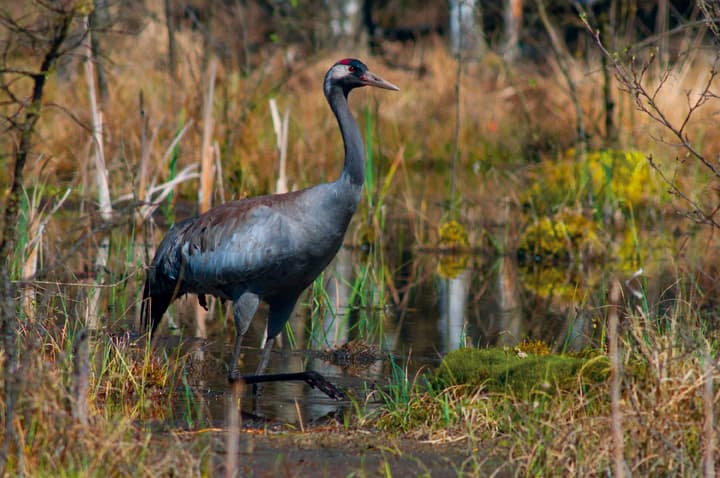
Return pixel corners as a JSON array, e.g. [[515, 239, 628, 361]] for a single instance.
[[608, 280, 626, 478], [224, 380, 242, 478], [703, 344, 716, 477], [72, 329, 90, 426]]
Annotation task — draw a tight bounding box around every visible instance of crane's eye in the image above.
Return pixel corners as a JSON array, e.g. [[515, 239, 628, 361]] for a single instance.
[[348, 65, 356, 72]]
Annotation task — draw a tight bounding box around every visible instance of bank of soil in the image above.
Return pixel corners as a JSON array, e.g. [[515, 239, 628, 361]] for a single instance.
[[194, 427, 504, 476]]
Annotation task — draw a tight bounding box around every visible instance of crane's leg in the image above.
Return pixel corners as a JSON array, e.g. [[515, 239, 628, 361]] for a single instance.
[[253, 295, 300, 376], [241, 296, 344, 399], [228, 292, 259, 380], [249, 335, 277, 407], [236, 295, 343, 400], [246, 296, 297, 400], [230, 294, 344, 402], [255, 336, 275, 376]]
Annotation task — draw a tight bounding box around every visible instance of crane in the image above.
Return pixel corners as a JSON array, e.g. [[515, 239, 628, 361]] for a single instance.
[[141, 58, 398, 398]]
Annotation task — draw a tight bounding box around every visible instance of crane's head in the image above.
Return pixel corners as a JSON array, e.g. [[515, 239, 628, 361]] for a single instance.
[[324, 58, 399, 97]]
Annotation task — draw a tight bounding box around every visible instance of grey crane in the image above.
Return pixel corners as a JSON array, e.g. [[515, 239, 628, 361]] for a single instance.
[[141, 59, 398, 398]]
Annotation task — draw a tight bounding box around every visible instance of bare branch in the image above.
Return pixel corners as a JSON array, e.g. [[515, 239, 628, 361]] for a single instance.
[[648, 155, 720, 229], [579, 12, 720, 229]]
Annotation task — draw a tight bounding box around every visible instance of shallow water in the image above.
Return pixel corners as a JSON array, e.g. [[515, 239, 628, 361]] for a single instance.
[[160, 221, 706, 426]]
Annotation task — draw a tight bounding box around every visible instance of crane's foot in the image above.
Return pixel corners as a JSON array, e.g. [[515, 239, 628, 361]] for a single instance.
[[229, 370, 345, 400], [228, 369, 242, 382], [295, 371, 345, 400]]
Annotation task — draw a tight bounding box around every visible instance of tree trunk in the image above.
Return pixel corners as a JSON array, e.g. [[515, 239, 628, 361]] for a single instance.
[[327, 0, 363, 47], [89, 0, 110, 102], [603, 0, 618, 145], [502, 0, 523, 63], [165, 0, 177, 80], [449, 0, 485, 56], [0, 10, 73, 471]]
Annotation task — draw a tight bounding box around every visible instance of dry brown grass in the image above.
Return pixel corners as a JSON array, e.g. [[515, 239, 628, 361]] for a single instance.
[[13, 16, 715, 246], [0, 312, 206, 475]]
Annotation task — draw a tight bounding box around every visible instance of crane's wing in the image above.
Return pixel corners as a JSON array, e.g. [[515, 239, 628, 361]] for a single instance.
[[143, 197, 295, 330], [162, 197, 305, 298]]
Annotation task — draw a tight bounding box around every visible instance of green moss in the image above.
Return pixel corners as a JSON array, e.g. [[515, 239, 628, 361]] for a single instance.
[[436, 347, 609, 395]]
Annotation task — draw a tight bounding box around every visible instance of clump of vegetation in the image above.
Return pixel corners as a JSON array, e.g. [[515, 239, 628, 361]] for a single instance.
[[93, 341, 181, 420], [517, 262, 599, 303], [523, 149, 662, 218], [437, 220, 469, 250], [517, 209, 605, 262], [435, 347, 609, 394], [312, 340, 382, 375], [516, 338, 551, 356], [436, 254, 469, 279], [435, 220, 471, 278]]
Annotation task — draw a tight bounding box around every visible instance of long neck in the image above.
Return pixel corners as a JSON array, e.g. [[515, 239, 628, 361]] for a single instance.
[[327, 86, 365, 186]]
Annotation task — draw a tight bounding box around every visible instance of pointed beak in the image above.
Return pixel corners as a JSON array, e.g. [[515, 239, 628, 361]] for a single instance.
[[360, 70, 400, 91]]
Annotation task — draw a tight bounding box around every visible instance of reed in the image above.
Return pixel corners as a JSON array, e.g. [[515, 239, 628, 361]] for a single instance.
[[269, 97, 290, 194]]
